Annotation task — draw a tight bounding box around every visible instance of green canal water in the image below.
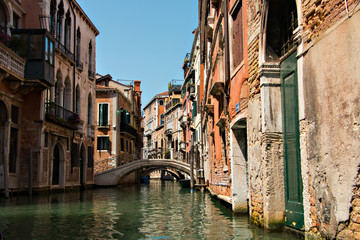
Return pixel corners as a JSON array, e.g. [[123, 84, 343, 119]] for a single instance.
[[0, 181, 299, 239]]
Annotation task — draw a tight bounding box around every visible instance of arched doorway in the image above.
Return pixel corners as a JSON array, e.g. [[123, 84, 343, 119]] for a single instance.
[[265, 0, 303, 229], [52, 144, 60, 185], [0, 101, 8, 192], [79, 144, 85, 186]]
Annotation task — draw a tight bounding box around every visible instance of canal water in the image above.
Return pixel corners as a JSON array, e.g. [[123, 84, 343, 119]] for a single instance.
[[0, 181, 299, 240]]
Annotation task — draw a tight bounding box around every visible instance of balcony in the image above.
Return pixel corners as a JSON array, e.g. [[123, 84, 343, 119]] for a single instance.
[[165, 129, 172, 136], [120, 121, 138, 139], [45, 102, 80, 130], [166, 98, 180, 111], [209, 80, 225, 97], [88, 69, 95, 79], [179, 115, 187, 128], [168, 79, 183, 95], [56, 41, 74, 62], [76, 59, 83, 71], [11, 29, 55, 86], [0, 38, 25, 80]]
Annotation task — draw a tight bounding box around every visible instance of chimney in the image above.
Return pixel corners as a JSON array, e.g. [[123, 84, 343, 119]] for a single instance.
[[134, 80, 141, 93]]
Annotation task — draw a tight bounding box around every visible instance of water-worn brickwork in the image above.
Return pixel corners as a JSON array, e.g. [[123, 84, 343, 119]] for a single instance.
[[302, 0, 358, 43]]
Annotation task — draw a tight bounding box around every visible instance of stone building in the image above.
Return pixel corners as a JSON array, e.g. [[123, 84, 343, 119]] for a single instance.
[[94, 75, 142, 174], [0, 0, 99, 197], [143, 91, 168, 159], [164, 80, 183, 160]]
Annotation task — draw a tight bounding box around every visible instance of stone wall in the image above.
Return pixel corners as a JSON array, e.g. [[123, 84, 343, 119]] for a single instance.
[[247, 95, 264, 226]]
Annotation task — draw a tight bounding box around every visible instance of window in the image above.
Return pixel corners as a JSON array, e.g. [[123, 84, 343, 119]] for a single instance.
[[0, 2, 7, 33], [231, 1, 244, 68], [13, 12, 20, 29], [9, 128, 18, 173], [56, 1, 64, 42], [121, 138, 124, 151], [44, 132, 49, 147], [87, 146, 94, 168], [88, 41, 93, 72], [64, 11, 71, 50], [98, 103, 109, 126], [76, 28, 81, 60], [76, 85, 80, 114], [49, 0, 56, 35], [159, 100, 164, 106], [160, 114, 164, 125], [97, 136, 109, 150], [192, 101, 197, 117], [11, 105, 19, 124], [88, 94, 92, 124]]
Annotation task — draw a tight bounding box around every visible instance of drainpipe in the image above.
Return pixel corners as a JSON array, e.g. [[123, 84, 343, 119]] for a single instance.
[[223, 0, 231, 115]]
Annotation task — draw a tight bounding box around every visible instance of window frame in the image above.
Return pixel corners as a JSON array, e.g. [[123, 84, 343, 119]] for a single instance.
[[97, 102, 109, 127], [97, 135, 110, 151]]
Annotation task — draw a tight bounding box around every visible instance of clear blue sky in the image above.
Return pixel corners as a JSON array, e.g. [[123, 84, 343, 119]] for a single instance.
[[76, 0, 198, 108]]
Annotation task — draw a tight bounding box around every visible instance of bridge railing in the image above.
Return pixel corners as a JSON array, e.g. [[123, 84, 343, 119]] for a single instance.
[[142, 147, 185, 161], [94, 153, 138, 174]]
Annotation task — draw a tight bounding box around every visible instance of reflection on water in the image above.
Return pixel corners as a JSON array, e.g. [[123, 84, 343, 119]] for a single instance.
[[0, 181, 299, 239]]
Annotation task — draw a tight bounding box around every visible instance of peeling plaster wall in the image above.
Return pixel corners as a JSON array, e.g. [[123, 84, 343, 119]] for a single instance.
[[302, 9, 360, 239]]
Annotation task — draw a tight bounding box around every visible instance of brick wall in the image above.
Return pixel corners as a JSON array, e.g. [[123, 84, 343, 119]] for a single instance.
[[302, 0, 357, 43]]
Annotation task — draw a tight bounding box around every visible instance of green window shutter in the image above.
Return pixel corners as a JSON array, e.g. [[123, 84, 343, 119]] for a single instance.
[[99, 104, 103, 126], [106, 136, 110, 150], [104, 104, 108, 126], [97, 137, 101, 150], [192, 101, 197, 117]]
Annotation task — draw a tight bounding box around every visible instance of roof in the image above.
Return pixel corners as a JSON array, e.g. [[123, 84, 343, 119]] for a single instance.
[[72, 0, 100, 36], [143, 91, 169, 110]]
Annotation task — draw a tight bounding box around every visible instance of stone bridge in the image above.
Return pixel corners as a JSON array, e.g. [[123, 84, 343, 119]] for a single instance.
[[94, 159, 192, 186]]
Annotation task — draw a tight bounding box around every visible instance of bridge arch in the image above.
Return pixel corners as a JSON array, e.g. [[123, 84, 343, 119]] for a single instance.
[[94, 159, 192, 186], [141, 167, 183, 181]]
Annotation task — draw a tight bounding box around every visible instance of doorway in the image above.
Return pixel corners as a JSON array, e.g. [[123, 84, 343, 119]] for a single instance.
[[80, 144, 85, 186], [0, 101, 8, 190], [52, 144, 60, 185]]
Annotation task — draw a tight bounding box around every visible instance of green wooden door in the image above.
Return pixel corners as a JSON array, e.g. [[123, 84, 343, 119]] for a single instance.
[[281, 51, 304, 230]]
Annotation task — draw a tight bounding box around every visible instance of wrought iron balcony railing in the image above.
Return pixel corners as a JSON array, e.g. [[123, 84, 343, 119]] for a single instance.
[[165, 98, 180, 111], [56, 41, 74, 61], [45, 102, 80, 130]]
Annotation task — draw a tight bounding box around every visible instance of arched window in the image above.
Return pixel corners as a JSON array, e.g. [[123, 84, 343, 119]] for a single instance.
[[266, 0, 298, 59], [87, 93, 92, 124], [0, 2, 7, 34], [75, 85, 80, 114], [55, 70, 62, 105], [64, 10, 71, 49], [88, 41, 92, 71], [63, 77, 71, 110], [49, 0, 56, 35], [56, 1, 64, 42], [76, 28, 81, 61]]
